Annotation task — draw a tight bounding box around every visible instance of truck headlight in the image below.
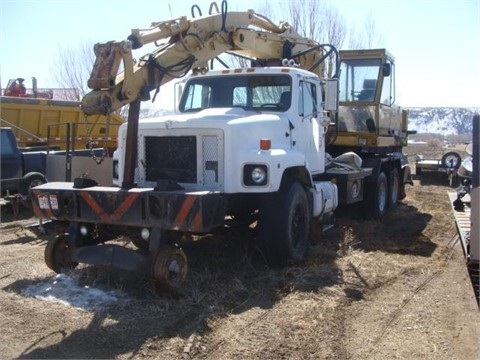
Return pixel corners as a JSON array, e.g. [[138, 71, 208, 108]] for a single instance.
[[243, 164, 268, 186], [251, 167, 266, 183]]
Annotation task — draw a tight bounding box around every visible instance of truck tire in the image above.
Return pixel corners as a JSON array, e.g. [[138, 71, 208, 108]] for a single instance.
[[45, 234, 78, 273], [367, 171, 388, 219], [441, 151, 461, 169], [388, 168, 400, 208], [259, 182, 310, 266], [20, 172, 47, 197]]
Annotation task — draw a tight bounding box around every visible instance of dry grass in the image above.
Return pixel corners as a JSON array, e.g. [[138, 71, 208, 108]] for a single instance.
[[1, 164, 479, 359]]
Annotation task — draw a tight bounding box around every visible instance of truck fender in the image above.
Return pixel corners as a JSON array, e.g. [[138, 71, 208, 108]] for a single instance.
[[20, 172, 47, 197]]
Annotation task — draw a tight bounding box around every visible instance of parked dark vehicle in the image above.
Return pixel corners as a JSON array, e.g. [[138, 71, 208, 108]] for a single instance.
[[1, 127, 49, 198]]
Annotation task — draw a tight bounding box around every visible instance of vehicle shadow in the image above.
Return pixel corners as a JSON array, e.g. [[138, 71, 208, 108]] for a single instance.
[[334, 202, 437, 257], [413, 172, 460, 188], [0, 203, 35, 222], [0, 219, 67, 246], [6, 198, 437, 359], [8, 222, 342, 359]]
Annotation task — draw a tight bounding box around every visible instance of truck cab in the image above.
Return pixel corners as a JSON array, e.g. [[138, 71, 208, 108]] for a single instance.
[[114, 67, 337, 198], [1, 127, 24, 182]]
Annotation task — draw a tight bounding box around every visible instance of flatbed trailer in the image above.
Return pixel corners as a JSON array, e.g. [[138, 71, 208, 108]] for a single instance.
[[415, 151, 462, 186]]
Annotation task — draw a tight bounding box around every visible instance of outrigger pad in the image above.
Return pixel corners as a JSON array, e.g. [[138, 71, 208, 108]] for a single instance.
[[73, 177, 98, 189]]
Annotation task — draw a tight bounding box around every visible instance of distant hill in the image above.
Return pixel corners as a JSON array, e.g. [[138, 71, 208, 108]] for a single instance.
[[408, 107, 479, 135]]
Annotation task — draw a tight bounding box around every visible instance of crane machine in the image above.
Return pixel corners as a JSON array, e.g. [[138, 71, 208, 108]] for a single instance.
[[328, 48, 412, 218], [30, 1, 412, 290]]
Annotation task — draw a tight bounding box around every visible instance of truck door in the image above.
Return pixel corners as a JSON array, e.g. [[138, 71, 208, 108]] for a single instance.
[[294, 80, 324, 174], [0, 129, 23, 180]]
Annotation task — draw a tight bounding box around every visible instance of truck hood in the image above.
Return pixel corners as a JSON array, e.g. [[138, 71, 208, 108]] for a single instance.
[[133, 107, 293, 151], [136, 107, 287, 129], [118, 108, 293, 150]]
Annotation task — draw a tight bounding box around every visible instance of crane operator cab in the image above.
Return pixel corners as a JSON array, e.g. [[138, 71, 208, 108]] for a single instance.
[[332, 49, 408, 150]]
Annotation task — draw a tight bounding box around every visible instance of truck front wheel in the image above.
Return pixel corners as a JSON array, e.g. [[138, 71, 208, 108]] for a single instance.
[[259, 182, 310, 266]]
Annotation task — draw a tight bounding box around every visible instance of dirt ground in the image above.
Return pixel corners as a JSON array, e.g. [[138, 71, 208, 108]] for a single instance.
[[1, 158, 479, 359]]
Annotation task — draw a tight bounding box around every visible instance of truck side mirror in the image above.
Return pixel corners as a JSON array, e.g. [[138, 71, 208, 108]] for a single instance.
[[383, 63, 391, 77], [174, 81, 184, 111], [324, 79, 338, 112]]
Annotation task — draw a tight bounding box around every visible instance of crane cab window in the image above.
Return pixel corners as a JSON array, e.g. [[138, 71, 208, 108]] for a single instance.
[[179, 74, 291, 112], [339, 58, 381, 103]]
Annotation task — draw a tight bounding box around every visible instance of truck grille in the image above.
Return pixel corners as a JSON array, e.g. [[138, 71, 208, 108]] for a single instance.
[[144, 134, 222, 187], [145, 136, 197, 183]]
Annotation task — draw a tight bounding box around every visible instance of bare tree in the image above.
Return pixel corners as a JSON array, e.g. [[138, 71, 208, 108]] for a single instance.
[[347, 27, 364, 50], [283, 0, 346, 77], [324, 6, 346, 51], [363, 12, 384, 48], [348, 12, 384, 49], [52, 42, 95, 100], [286, 0, 346, 49], [53, 42, 132, 118]]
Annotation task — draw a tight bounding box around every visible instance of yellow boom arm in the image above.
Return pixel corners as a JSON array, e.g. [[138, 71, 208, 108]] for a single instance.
[[81, 1, 331, 115]]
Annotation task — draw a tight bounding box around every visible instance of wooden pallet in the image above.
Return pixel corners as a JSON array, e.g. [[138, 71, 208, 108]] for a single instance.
[[448, 191, 479, 306], [448, 192, 471, 257]]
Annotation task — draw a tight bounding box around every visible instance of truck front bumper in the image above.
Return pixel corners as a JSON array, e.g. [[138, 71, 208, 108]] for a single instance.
[[31, 182, 227, 233]]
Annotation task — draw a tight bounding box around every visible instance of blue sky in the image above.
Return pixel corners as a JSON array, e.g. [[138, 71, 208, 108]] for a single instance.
[[1, 0, 479, 108]]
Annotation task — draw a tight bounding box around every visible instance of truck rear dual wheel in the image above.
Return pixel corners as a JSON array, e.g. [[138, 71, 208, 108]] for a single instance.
[[368, 168, 399, 218], [388, 168, 400, 208], [259, 182, 310, 266], [368, 171, 388, 219]]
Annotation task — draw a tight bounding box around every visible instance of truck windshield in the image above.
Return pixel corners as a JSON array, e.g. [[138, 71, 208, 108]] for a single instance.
[[179, 74, 292, 112], [338, 58, 381, 102]]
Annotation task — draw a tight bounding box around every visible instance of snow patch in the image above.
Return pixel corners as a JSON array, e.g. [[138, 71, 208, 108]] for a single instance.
[[23, 274, 125, 311], [408, 107, 479, 135]]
